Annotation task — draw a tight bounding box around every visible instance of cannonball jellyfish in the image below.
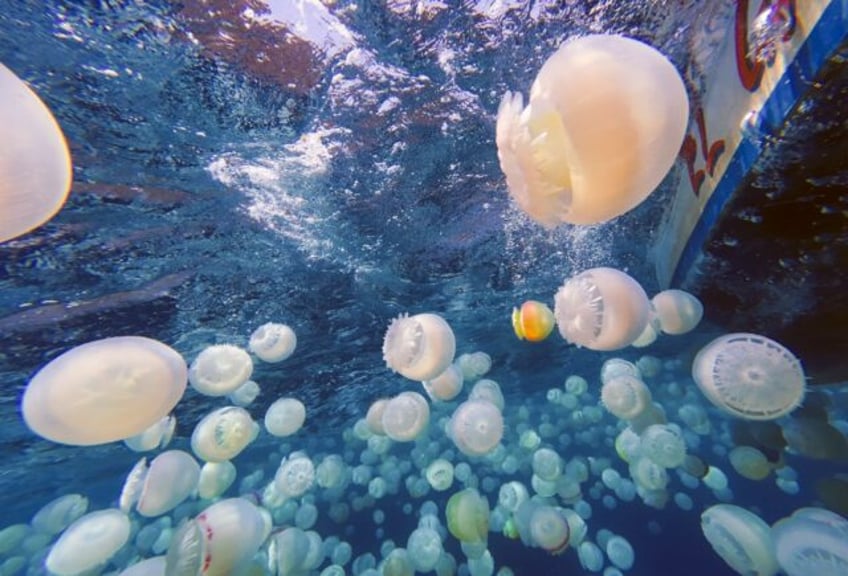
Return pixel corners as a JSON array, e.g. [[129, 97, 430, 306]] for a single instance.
[[191, 406, 258, 462], [553, 267, 650, 351], [512, 300, 555, 342], [446, 488, 489, 544], [450, 400, 504, 457], [601, 375, 652, 421], [249, 322, 297, 362], [423, 364, 464, 402], [137, 449, 201, 517], [45, 509, 131, 576], [692, 333, 806, 420], [381, 391, 430, 442], [166, 498, 271, 576], [21, 336, 187, 446], [0, 62, 72, 243], [188, 344, 253, 397], [651, 289, 703, 335], [772, 507, 848, 576], [264, 397, 307, 437], [495, 34, 689, 227], [382, 313, 456, 381], [700, 504, 778, 576]]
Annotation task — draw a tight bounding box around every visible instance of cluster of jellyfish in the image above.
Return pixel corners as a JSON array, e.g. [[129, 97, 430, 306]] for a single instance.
[[4, 30, 848, 576]]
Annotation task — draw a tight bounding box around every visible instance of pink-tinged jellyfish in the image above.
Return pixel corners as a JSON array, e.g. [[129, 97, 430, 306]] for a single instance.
[[45, 509, 131, 576], [188, 344, 253, 397], [136, 450, 201, 517], [382, 313, 456, 381], [249, 322, 297, 363]]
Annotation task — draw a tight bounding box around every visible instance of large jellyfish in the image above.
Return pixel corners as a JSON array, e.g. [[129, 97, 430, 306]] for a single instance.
[[772, 507, 848, 576], [45, 509, 131, 576], [21, 336, 187, 446], [692, 333, 806, 420], [553, 267, 650, 351], [495, 34, 689, 227], [700, 504, 779, 576], [382, 313, 456, 381], [135, 450, 201, 517], [0, 62, 72, 243]]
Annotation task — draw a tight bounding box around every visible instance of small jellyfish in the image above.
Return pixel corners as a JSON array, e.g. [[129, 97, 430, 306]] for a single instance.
[[532, 448, 563, 482], [381, 391, 430, 442], [553, 267, 650, 351], [422, 364, 464, 402], [407, 527, 443, 572], [365, 398, 389, 434], [692, 333, 806, 420], [124, 414, 177, 452], [468, 379, 505, 411], [425, 459, 454, 492], [188, 344, 253, 397], [495, 34, 688, 227], [498, 481, 529, 513], [45, 509, 131, 576], [275, 455, 316, 499], [446, 488, 489, 544], [228, 380, 260, 407], [0, 63, 72, 243], [601, 375, 652, 421], [605, 535, 635, 570], [382, 313, 456, 381], [651, 289, 703, 335], [249, 322, 297, 362], [136, 450, 201, 517], [264, 397, 307, 437], [21, 336, 187, 446], [729, 446, 772, 481], [191, 406, 258, 463], [512, 300, 556, 342], [31, 494, 89, 536], [639, 424, 687, 469], [450, 400, 504, 457], [700, 504, 779, 576], [198, 461, 237, 500], [514, 501, 570, 555], [577, 541, 605, 573]]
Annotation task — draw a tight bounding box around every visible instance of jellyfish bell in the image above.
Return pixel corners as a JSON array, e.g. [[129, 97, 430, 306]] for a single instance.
[[495, 34, 688, 227], [166, 498, 271, 576], [136, 450, 201, 517], [422, 364, 464, 402], [366, 398, 390, 434], [729, 446, 772, 481], [469, 379, 505, 411], [188, 344, 253, 397], [198, 460, 237, 500], [117, 556, 167, 576], [601, 375, 652, 421], [249, 322, 297, 363], [0, 63, 72, 243], [264, 397, 307, 437], [275, 454, 316, 499], [700, 504, 779, 576], [553, 267, 650, 351], [514, 500, 570, 555], [450, 399, 504, 457], [772, 507, 848, 576], [31, 494, 88, 536], [191, 406, 258, 463], [692, 333, 806, 420], [381, 391, 430, 442], [21, 336, 187, 446], [512, 300, 556, 342], [407, 527, 443, 572], [124, 415, 177, 452], [446, 488, 490, 544], [45, 509, 131, 576], [425, 459, 455, 492], [383, 313, 456, 381], [651, 289, 703, 335]]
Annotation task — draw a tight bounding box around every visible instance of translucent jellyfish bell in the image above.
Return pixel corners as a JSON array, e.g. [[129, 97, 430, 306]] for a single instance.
[[124, 415, 177, 452], [514, 501, 570, 555], [198, 461, 237, 500], [651, 289, 704, 335], [191, 406, 258, 462], [188, 344, 253, 397], [469, 379, 505, 411], [407, 527, 443, 572], [0, 63, 72, 243], [639, 424, 687, 469], [512, 300, 556, 342], [495, 34, 689, 227], [450, 400, 504, 457], [729, 446, 772, 481], [249, 322, 297, 362], [382, 313, 456, 381], [772, 507, 848, 576], [137, 450, 201, 517], [446, 488, 490, 544], [601, 375, 652, 421], [553, 267, 650, 351], [264, 397, 307, 437], [166, 498, 271, 576], [700, 504, 779, 576], [381, 391, 430, 442], [275, 454, 316, 499], [45, 509, 131, 576], [31, 494, 88, 536], [425, 459, 455, 492], [422, 364, 464, 402], [21, 336, 187, 446], [692, 333, 806, 420]]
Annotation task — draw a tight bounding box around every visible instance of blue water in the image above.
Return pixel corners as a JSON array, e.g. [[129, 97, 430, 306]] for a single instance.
[[1, 1, 846, 575]]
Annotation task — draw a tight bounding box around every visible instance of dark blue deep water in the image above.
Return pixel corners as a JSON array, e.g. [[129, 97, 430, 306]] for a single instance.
[[1, 2, 847, 576]]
